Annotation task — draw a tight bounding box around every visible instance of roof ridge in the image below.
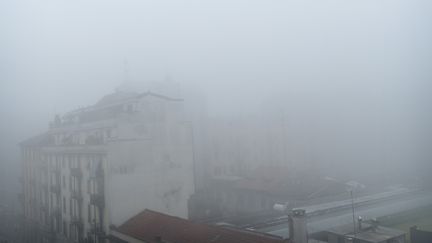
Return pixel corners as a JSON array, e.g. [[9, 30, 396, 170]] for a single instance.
[[117, 209, 285, 243]]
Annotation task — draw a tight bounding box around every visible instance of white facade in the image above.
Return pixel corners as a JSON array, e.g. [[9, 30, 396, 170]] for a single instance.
[[21, 91, 195, 243]]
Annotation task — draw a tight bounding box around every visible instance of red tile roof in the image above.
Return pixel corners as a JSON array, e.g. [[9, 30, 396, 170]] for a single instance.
[[115, 209, 285, 243]]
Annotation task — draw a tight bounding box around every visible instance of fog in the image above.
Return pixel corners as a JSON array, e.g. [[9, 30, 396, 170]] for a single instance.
[[1, 0, 432, 236]]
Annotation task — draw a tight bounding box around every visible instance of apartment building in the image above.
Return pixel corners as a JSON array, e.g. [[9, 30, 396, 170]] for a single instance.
[[20, 91, 195, 243]]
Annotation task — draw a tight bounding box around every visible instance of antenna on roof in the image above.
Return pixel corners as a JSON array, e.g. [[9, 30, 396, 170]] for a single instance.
[[350, 190, 356, 236]]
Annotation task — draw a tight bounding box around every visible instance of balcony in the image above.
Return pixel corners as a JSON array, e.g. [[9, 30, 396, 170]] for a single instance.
[[90, 225, 105, 236], [85, 135, 104, 145], [70, 167, 82, 178], [90, 194, 105, 208], [50, 184, 61, 194], [71, 190, 83, 201], [70, 216, 83, 228], [39, 222, 53, 234]]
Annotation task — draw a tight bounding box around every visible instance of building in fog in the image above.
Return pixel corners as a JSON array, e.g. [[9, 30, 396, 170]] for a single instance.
[[188, 166, 348, 220], [310, 221, 406, 243], [20, 91, 195, 243]]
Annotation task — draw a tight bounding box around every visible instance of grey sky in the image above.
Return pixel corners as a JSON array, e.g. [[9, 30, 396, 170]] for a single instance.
[[1, 0, 431, 187]]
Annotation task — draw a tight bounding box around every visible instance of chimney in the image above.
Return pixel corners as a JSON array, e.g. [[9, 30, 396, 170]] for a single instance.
[[289, 209, 307, 243]]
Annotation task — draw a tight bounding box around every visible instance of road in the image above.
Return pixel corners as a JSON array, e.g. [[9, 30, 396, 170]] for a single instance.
[[255, 190, 432, 238]]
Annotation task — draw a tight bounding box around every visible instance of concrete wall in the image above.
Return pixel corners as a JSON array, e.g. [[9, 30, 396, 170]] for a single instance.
[[106, 96, 195, 225]]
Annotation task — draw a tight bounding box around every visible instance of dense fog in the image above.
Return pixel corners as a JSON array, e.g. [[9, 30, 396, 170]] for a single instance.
[[1, 0, 431, 231]]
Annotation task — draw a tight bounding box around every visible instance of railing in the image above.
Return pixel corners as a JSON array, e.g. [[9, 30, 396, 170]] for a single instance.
[[90, 225, 105, 236], [71, 190, 83, 201], [70, 167, 82, 178], [90, 193, 105, 208], [71, 215, 83, 228], [85, 135, 104, 145]]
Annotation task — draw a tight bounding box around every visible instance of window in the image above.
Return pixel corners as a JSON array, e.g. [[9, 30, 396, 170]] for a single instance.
[[63, 221, 67, 236], [62, 175, 66, 188], [63, 197, 66, 213]]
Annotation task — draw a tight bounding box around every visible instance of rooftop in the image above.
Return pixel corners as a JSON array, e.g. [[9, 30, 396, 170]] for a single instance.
[[114, 209, 285, 243], [323, 223, 405, 243]]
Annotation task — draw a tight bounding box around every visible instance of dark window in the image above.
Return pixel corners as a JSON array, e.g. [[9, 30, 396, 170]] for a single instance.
[[63, 221, 67, 236], [63, 197, 66, 213]]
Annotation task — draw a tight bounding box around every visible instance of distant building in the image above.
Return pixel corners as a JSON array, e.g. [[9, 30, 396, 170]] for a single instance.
[[188, 166, 348, 220], [310, 222, 406, 243], [20, 91, 195, 243], [109, 209, 285, 243], [410, 226, 432, 243]]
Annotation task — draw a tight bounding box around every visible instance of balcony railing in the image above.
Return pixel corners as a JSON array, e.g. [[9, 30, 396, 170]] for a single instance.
[[90, 225, 105, 236], [71, 215, 83, 228], [70, 167, 82, 178], [85, 135, 104, 145], [90, 193, 105, 208], [39, 222, 53, 234]]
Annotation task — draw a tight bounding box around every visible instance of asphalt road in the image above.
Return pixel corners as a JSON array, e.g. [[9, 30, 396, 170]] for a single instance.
[[257, 190, 432, 238]]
